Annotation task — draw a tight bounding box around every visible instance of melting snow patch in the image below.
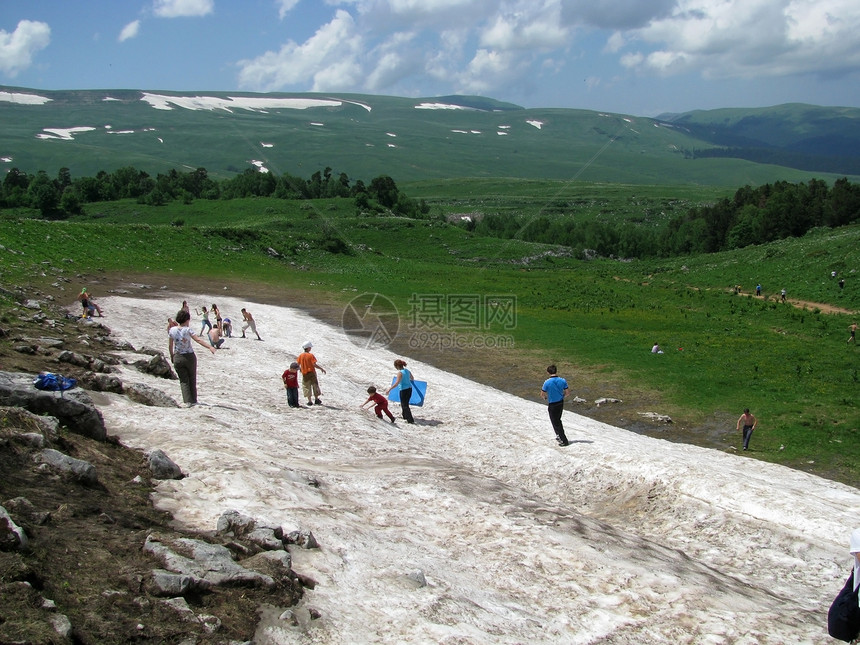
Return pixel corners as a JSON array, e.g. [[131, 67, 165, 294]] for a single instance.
[[108, 130, 135, 135], [102, 97, 120, 102], [386, 132, 397, 137], [497, 131, 508, 136], [414, 102, 474, 110], [0, 91, 51, 105], [36, 127, 97, 141], [310, 122, 324, 127], [499, 125, 511, 129], [260, 142, 274, 148], [451, 130, 469, 134], [250, 160, 269, 173], [140, 92, 343, 112], [1, 156, 12, 163], [526, 120, 543, 129], [387, 143, 397, 148], [157, 138, 164, 143]]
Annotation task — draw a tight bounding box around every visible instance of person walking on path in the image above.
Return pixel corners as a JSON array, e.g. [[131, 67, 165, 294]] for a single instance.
[[756, 284, 762, 296], [240, 308, 262, 340], [386, 359, 415, 424], [297, 342, 326, 405], [541, 365, 570, 446], [361, 386, 396, 422], [281, 362, 301, 408], [781, 288, 787, 303], [849, 322, 857, 344], [168, 308, 216, 407], [737, 408, 758, 451]]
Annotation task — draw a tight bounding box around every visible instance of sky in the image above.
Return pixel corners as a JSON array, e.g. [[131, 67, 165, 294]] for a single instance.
[[1, 0, 860, 117]]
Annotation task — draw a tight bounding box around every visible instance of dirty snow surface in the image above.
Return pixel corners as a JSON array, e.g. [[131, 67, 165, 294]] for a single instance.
[[98, 294, 855, 644]]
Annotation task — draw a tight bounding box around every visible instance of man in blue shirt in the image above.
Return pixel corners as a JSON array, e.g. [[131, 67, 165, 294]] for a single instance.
[[541, 365, 570, 446]]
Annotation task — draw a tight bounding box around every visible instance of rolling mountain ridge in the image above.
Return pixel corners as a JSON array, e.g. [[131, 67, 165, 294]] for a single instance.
[[2, 86, 859, 186]]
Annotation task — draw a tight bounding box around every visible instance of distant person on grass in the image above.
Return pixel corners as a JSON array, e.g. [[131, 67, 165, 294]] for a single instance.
[[168, 308, 216, 407], [297, 342, 326, 405], [737, 408, 758, 451], [849, 322, 857, 345], [541, 365, 570, 447]]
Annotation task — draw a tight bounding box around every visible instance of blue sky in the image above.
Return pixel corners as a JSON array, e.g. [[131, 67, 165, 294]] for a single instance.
[[2, 0, 860, 117]]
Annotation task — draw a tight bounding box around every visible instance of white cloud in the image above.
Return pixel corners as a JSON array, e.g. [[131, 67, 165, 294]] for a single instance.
[[276, 0, 302, 20], [623, 0, 860, 79], [153, 0, 214, 18], [118, 20, 141, 42], [237, 10, 364, 91], [0, 19, 51, 78]]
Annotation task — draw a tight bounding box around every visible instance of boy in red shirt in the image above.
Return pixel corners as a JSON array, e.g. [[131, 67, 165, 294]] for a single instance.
[[360, 386, 395, 422], [281, 361, 301, 408]]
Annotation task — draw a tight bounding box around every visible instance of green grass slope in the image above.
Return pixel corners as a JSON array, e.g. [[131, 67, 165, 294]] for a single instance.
[[1, 195, 858, 485], [2, 87, 858, 186]]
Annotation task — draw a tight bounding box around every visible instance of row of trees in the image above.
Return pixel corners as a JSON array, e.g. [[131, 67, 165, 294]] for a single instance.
[[463, 178, 860, 258], [0, 165, 430, 219]]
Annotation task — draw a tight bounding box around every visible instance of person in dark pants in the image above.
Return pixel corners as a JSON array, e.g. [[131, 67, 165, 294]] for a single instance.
[[541, 365, 570, 446], [386, 359, 415, 424], [168, 309, 216, 407], [736, 408, 757, 451]]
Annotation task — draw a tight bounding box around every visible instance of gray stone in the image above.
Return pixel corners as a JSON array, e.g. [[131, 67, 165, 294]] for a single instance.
[[124, 382, 179, 407], [37, 448, 98, 485], [216, 510, 257, 537], [143, 534, 276, 588], [147, 449, 183, 480], [133, 353, 176, 379], [0, 371, 106, 440], [0, 505, 29, 550]]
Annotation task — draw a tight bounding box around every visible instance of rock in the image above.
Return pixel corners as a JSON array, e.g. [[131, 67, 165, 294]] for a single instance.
[[48, 613, 73, 638], [124, 382, 179, 407], [133, 353, 176, 379], [23, 299, 42, 310], [147, 449, 183, 480], [638, 412, 673, 424], [79, 372, 124, 393], [0, 505, 29, 550], [0, 371, 106, 441], [37, 448, 98, 485], [216, 510, 257, 537], [147, 569, 208, 597], [57, 350, 93, 368], [595, 397, 622, 406], [246, 527, 283, 551], [143, 534, 276, 588], [285, 530, 319, 550]]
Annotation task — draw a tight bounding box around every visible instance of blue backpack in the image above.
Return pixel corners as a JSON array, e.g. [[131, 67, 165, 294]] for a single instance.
[[33, 373, 77, 393]]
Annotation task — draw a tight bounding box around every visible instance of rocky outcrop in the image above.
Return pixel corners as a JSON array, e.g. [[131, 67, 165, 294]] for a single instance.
[[0, 371, 106, 440]]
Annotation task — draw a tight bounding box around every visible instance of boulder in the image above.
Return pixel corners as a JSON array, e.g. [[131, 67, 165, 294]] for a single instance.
[[0, 505, 29, 551], [133, 353, 176, 380], [0, 372, 106, 441], [37, 448, 98, 485], [124, 383, 178, 408], [147, 449, 183, 480]]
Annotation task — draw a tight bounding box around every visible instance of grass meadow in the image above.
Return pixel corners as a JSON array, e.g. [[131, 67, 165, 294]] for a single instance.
[[1, 183, 858, 486]]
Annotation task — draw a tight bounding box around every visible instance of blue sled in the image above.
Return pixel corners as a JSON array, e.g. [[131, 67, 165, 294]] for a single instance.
[[388, 378, 427, 407]]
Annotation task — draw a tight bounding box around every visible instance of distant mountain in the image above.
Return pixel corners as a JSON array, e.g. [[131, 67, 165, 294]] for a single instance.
[[658, 103, 860, 174], [2, 87, 858, 186]]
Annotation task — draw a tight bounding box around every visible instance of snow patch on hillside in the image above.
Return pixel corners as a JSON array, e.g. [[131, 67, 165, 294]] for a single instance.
[[140, 93, 347, 113], [0, 91, 51, 105]]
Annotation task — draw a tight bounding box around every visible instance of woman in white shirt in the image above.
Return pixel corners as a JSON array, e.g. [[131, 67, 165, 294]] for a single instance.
[[168, 309, 215, 406]]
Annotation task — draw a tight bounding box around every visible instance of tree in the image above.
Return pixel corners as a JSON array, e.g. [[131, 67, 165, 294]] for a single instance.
[[27, 171, 60, 217]]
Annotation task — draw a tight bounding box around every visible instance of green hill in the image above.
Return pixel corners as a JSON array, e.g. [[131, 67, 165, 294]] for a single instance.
[[2, 87, 858, 186]]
